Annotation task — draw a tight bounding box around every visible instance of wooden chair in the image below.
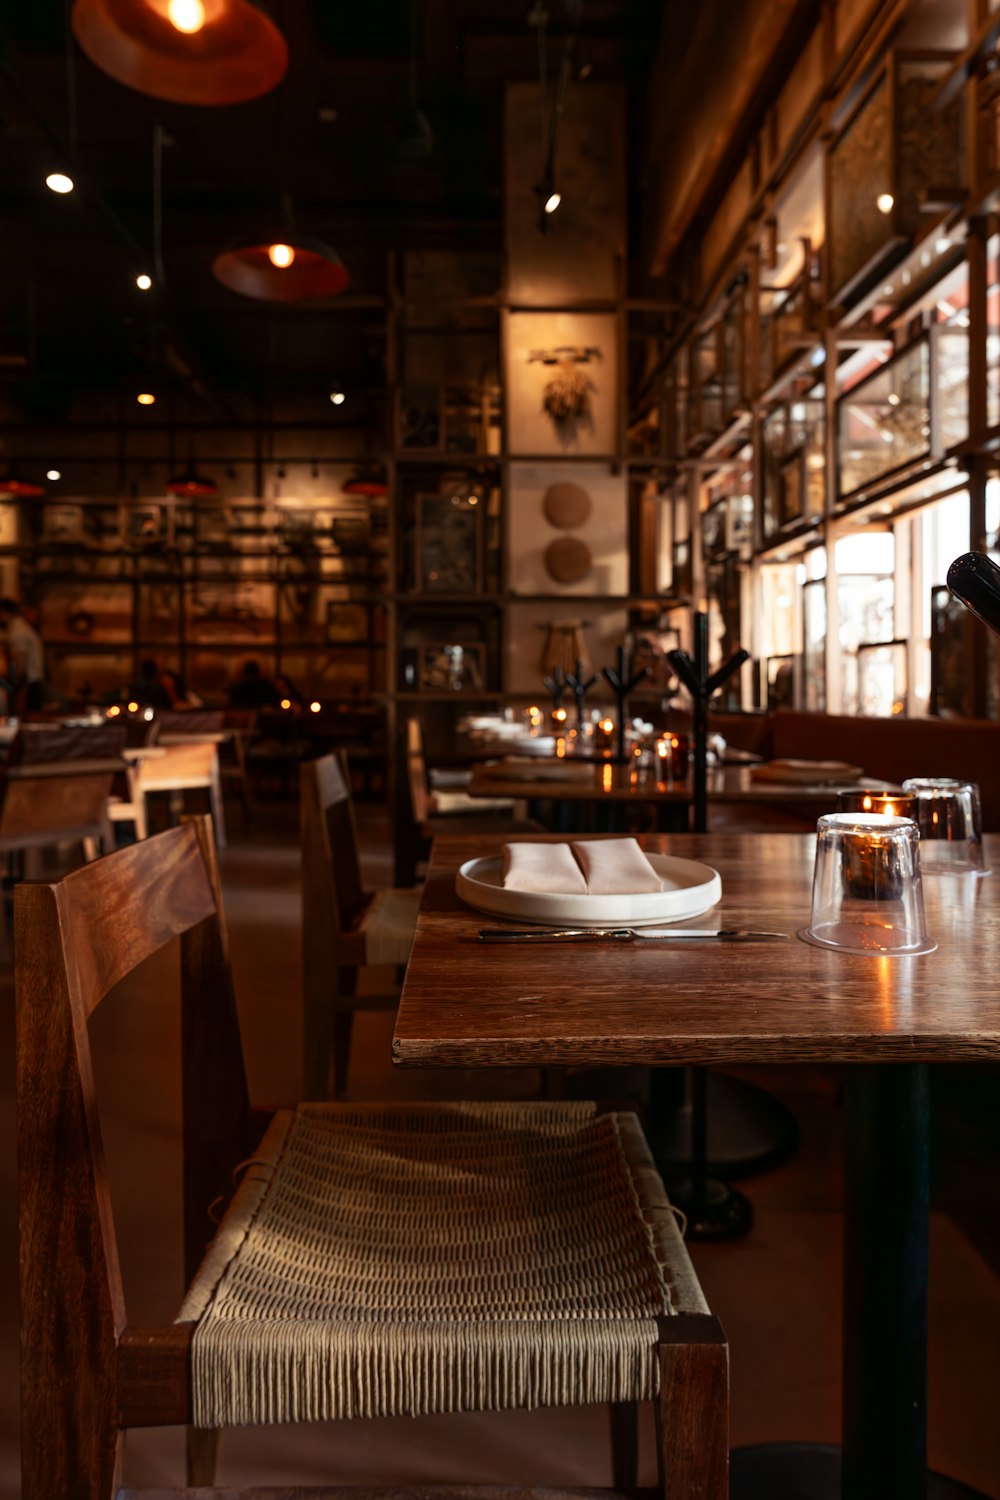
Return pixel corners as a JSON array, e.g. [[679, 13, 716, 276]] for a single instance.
[[108, 737, 227, 848], [17, 817, 729, 1500], [302, 752, 421, 1097], [0, 763, 114, 869], [396, 716, 543, 885]]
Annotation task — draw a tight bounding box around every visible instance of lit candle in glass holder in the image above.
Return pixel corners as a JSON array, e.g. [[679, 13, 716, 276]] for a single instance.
[[837, 789, 917, 821], [655, 735, 673, 780], [596, 716, 615, 754], [525, 705, 543, 731], [551, 706, 568, 729]]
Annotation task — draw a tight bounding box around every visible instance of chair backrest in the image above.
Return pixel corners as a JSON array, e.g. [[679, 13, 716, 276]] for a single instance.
[[300, 753, 366, 1096], [300, 752, 365, 932], [405, 716, 431, 823], [9, 722, 127, 765], [152, 709, 226, 740], [15, 818, 252, 1447], [138, 740, 218, 788], [0, 766, 115, 843]]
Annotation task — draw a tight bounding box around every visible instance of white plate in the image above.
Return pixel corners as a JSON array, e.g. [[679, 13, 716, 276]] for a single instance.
[[456, 852, 722, 927]]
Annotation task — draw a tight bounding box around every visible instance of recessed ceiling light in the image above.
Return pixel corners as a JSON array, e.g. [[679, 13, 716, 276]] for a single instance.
[[45, 172, 74, 195], [876, 193, 894, 214], [329, 389, 346, 405], [46, 469, 61, 481], [136, 392, 156, 406], [136, 273, 152, 291]]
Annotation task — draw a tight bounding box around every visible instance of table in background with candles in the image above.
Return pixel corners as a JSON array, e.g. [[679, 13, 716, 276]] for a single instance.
[[394, 829, 1000, 1500]]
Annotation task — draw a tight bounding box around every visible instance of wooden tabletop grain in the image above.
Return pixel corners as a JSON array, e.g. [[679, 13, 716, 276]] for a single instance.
[[393, 832, 1000, 1068]]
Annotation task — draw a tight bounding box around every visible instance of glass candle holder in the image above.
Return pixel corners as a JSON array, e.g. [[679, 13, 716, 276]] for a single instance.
[[596, 716, 615, 754], [836, 789, 917, 820], [799, 812, 936, 956], [900, 778, 988, 876]]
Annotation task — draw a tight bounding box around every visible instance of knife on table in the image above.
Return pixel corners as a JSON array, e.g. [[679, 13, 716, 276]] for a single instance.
[[478, 927, 789, 942]]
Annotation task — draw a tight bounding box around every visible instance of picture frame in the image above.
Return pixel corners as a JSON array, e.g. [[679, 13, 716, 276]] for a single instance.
[[416, 492, 482, 593], [326, 601, 371, 643], [778, 447, 805, 527], [418, 641, 485, 692]]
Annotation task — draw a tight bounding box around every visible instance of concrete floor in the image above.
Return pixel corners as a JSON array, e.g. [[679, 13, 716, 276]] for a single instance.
[[2, 801, 999, 1496]]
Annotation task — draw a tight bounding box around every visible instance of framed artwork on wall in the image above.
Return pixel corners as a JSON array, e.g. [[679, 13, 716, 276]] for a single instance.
[[416, 493, 482, 593]]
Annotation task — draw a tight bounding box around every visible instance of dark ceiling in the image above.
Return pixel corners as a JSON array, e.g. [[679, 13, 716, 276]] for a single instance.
[[0, 0, 659, 420]]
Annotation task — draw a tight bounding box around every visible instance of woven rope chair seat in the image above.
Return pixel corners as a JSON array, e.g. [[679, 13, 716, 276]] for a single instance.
[[359, 888, 423, 966], [179, 1101, 702, 1428]]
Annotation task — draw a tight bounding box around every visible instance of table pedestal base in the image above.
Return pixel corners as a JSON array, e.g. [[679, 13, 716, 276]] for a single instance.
[[731, 1442, 989, 1498], [651, 1071, 800, 1178], [662, 1172, 753, 1240]]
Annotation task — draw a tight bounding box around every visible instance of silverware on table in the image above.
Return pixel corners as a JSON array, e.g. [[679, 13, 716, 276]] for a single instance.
[[478, 927, 789, 942]]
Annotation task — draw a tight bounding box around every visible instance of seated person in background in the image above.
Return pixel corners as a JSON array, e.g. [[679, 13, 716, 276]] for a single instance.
[[273, 672, 304, 710], [229, 658, 281, 710], [0, 596, 46, 713], [160, 667, 203, 710], [126, 657, 173, 710]]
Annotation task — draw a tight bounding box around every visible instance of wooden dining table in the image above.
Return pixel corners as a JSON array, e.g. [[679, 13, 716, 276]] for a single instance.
[[394, 830, 1000, 1500]]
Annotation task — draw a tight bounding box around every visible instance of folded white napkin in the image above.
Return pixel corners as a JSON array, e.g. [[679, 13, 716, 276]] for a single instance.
[[571, 837, 664, 894], [502, 842, 588, 894]]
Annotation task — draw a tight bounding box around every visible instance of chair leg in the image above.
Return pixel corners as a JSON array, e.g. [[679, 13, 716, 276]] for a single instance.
[[609, 1400, 640, 1491], [333, 1009, 354, 1098], [655, 1317, 729, 1499], [210, 766, 228, 850], [186, 1426, 219, 1486], [81, 836, 100, 863]]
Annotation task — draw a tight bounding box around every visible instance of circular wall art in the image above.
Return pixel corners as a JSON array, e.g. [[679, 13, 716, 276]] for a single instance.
[[543, 481, 592, 530], [544, 536, 592, 585]]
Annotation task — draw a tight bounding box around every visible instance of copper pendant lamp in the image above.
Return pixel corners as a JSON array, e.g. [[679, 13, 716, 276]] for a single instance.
[[0, 470, 46, 498], [166, 463, 218, 497], [71, 0, 288, 107], [212, 232, 349, 301]]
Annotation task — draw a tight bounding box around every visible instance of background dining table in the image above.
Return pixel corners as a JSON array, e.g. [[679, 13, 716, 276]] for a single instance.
[[393, 829, 1000, 1500]]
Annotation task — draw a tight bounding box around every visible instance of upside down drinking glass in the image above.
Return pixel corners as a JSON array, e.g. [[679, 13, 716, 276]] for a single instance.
[[800, 812, 936, 956]]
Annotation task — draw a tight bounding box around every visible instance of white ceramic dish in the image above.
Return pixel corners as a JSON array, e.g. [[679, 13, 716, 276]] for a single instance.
[[456, 852, 722, 927]]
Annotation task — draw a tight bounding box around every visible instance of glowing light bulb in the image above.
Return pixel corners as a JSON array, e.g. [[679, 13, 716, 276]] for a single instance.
[[137, 392, 156, 406], [107, 705, 121, 717], [329, 389, 346, 405], [876, 192, 894, 214], [268, 242, 295, 269], [45, 172, 74, 195], [544, 191, 561, 214], [167, 0, 206, 33], [46, 469, 61, 481], [309, 700, 321, 713], [136, 273, 152, 291], [127, 701, 139, 714], [280, 698, 291, 710]]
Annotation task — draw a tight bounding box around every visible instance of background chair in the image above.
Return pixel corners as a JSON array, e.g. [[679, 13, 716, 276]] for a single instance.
[[396, 715, 543, 884], [107, 736, 227, 847], [301, 751, 421, 1097], [17, 817, 728, 1500]]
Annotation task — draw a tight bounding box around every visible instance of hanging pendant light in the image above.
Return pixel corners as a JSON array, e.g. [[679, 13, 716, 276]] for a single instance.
[[0, 467, 46, 498], [166, 463, 218, 497], [212, 231, 349, 301], [71, 0, 288, 107], [342, 468, 388, 498]]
